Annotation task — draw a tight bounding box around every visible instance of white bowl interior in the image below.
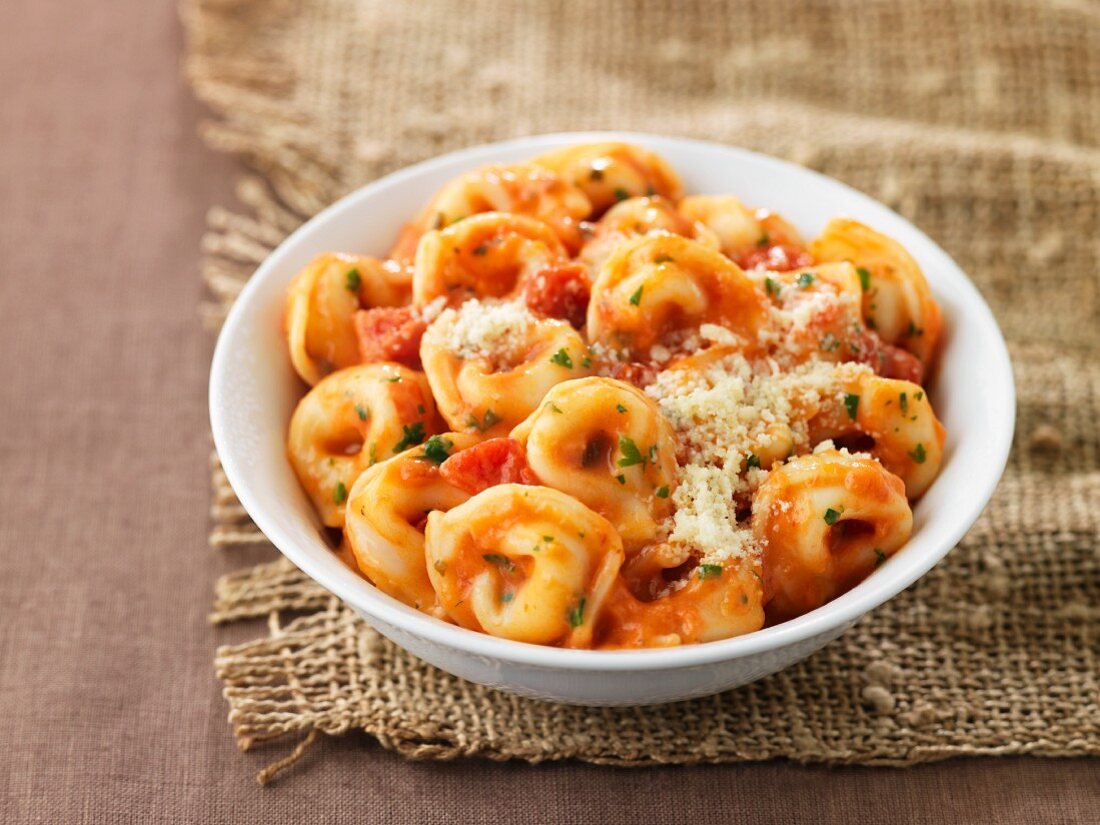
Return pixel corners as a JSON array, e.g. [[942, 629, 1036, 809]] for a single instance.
[[210, 132, 1014, 675]]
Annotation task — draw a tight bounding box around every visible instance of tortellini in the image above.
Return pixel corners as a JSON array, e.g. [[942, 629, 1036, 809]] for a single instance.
[[282, 141, 949, 650]]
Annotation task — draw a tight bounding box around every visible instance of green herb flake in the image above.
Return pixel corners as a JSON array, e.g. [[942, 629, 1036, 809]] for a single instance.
[[548, 403, 564, 414], [420, 435, 453, 464], [482, 553, 516, 574], [393, 421, 427, 453], [628, 285, 644, 306], [589, 168, 604, 181], [615, 473, 626, 485], [756, 232, 770, 247], [746, 454, 761, 469], [616, 404, 627, 414], [874, 549, 887, 568], [473, 244, 489, 256], [500, 592, 514, 603], [907, 320, 924, 337], [386, 375, 402, 383], [899, 392, 909, 414], [820, 333, 840, 353], [345, 268, 362, 293], [697, 564, 724, 580], [844, 393, 860, 421], [482, 409, 501, 428], [654, 254, 675, 264], [655, 485, 670, 499], [542, 535, 555, 543], [355, 403, 368, 421], [613, 188, 630, 202], [765, 277, 781, 298], [333, 481, 348, 505], [914, 390, 924, 401], [550, 348, 574, 369], [797, 272, 815, 289], [368, 443, 378, 466], [824, 507, 841, 526], [908, 442, 927, 464], [617, 435, 646, 467], [581, 355, 592, 368], [568, 597, 586, 628], [857, 266, 871, 291]]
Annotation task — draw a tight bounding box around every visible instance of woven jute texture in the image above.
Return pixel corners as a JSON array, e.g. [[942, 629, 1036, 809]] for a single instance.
[[184, 0, 1100, 781]]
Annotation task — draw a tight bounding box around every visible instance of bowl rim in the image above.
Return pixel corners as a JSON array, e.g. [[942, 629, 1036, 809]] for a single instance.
[[210, 130, 1016, 672]]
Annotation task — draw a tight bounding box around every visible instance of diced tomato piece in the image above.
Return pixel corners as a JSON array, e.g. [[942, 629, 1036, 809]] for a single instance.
[[606, 360, 659, 388], [737, 244, 814, 273], [522, 263, 591, 329], [848, 329, 925, 384], [439, 438, 539, 494], [355, 306, 426, 369]]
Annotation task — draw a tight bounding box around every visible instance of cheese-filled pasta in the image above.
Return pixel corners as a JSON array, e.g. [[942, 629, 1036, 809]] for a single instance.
[[752, 450, 913, 621], [287, 363, 436, 527], [810, 218, 942, 365], [285, 252, 411, 385], [534, 142, 684, 215], [598, 544, 765, 647], [421, 300, 594, 436], [809, 372, 945, 498], [283, 141, 950, 650], [577, 195, 719, 273], [392, 164, 591, 259], [344, 433, 478, 614], [412, 212, 567, 305], [425, 484, 624, 646], [587, 234, 769, 360], [511, 377, 677, 551]]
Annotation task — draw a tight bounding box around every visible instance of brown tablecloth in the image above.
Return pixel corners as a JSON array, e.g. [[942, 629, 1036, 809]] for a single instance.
[[1, 1, 1096, 822]]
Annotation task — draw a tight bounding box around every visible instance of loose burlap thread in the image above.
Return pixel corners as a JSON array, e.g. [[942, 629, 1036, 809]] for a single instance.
[[184, 0, 1100, 782]]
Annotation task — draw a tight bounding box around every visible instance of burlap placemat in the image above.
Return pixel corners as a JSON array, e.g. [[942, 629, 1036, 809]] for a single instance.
[[183, 0, 1100, 783]]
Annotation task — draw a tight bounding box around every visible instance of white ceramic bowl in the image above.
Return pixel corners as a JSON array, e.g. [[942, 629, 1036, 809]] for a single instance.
[[210, 132, 1014, 706]]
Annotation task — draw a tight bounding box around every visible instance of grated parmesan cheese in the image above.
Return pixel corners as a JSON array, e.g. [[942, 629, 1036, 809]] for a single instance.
[[425, 298, 548, 366]]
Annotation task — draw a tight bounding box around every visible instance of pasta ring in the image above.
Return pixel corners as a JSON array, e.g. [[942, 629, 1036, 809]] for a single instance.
[[597, 546, 765, 647], [287, 363, 437, 527], [678, 195, 807, 266], [752, 449, 913, 621], [510, 376, 677, 552], [425, 484, 624, 646], [809, 371, 946, 498], [344, 432, 479, 614], [421, 302, 594, 436], [395, 164, 592, 258], [285, 252, 411, 386], [534, 142, 683, 215], [411, 212, 568, 305], [809, 218, 942, 365], [586, 234, 770, 359]]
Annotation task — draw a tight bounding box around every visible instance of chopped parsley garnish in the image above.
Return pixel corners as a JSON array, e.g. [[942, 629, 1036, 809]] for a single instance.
[[648, 444, 657, 461], [697, 564, 724, 580], [466, 409, 503, 431], [616, 404, 627, 414], [482, 409, 501, 428], [914, 390, 924, 401], [333, 481, 348, 505], [764, 277, 781, 298], [420, 435, 453, 464], [874, 549, 887, 568], [568, 597, 586, 628], [548, 403, 564, 414], [756, 232, 770, 247], [482, 553, 516, 574], [824, 508, 841, 526], [550, 348, 574, 368], [820, 333, 840, 353], [613, 187, 629, 202], [629, 285, 643, 306], [500, 592, 514, 603], [473, 244, 489, 256], [654, 254, 675, 264], [368, 443, 378, 465], [386, 375, 402, 383], [857, 266, 871, 291], [355, 403, 368, 421], [615, 473, 626, 485], [617, 436, 646, 467], [746, 454, 761, 469], [843, 393, 860, 420], [899, 392, 909, 414], [908, 443, 927, 464], [581, 354, 592, 368], [797, 272, 815, 289], [393, 421, 427, 453], [345, 268, 361, 293], [589, 168, 604, 181], [655, 485, 670, 498], [907, 320, 924, 337]]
